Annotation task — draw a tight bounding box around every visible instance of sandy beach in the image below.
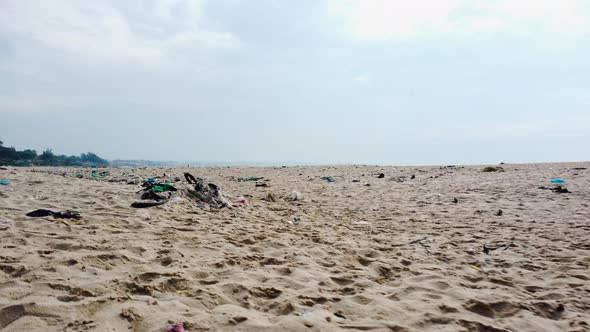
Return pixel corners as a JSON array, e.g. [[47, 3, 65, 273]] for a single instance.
[[0, 163, 589, 331]]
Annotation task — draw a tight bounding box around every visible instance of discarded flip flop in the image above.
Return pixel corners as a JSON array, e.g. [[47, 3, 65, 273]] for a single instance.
[[26, 209, 81, 220], [26, 209, 54, 218], [538, 186, 571, 193], [184, 173, 198, 184], [52, 211, 81, 219], [552, 186, 570, 193], [130, 201, 168, 208]]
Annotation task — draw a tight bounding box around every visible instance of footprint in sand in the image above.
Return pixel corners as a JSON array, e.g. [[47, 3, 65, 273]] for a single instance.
[[47, 283, 97, 297], [458, 319, 509, 332], [64, 320, 97, 331], [249, 287, 282, 299], [297, 295, 328, 306], [330, 276, 355, 286], [0, 264, 29, 278], [463, 299, 521, 318]]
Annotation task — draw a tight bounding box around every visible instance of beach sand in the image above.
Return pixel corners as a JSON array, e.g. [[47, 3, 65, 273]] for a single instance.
[[0, 163, 589, 331]]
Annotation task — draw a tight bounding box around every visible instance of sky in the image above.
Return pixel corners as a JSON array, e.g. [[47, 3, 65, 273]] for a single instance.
[[1, 0, 589, 165]]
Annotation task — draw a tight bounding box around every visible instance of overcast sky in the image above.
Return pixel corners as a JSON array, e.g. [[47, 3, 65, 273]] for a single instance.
[[1, 0, 589, 165]]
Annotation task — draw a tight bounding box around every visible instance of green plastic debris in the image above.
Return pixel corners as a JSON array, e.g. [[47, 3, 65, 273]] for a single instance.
[[146, 183, 177, 194], [238, 177, 263, 182], [322, 176, 335, 182]]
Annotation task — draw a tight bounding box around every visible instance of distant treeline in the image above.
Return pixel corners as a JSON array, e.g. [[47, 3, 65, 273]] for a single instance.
[[0, 140, 109, 166]]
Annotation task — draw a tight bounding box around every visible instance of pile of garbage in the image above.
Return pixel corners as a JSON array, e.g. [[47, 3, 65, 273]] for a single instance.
[[183, 173, 232, 208], [130, 173, 232, 209]]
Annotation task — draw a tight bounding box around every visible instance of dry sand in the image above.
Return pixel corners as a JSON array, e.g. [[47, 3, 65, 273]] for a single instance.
[[0, 163, 589, 331]]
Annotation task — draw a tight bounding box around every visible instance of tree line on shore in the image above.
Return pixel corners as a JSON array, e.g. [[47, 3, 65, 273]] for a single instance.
[[0, 139, 108, 166]]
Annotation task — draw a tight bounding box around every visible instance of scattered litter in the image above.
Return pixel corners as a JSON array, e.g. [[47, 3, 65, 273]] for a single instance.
[[469, 265, 481, 271], [300, 311, 312, 318], [495, 209, 503, 216], [255, 183, 268, 187], [146, 183, 177, 194], [292, 216, 303, 225], [484, 258, 493, 264], [551, 178, 566, 184], [538, 186, 571, 193], [166, 324, 185, 332], [286, 191, 304, 201], [453, 197, 459, 203], [139, 183, 177, 201], [184, 173, 231, 208], [352, 179, 360, 182], [26, 209, 81, 219], [168, 197, 185, 204], [130, 201, 167, 208], [237, 196, 248, 204], [0, 180, 10, 185], [553, 186, 570, 193], [238, 177, 263, 182], [89, 170, 109, 179], [322, 176, 335, 182], [377, 173, 385, 178]]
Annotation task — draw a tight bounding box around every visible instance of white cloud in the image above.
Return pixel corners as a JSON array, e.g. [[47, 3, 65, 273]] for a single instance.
[[327, 0, 590, 41], [0, 0, 240, 66]]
